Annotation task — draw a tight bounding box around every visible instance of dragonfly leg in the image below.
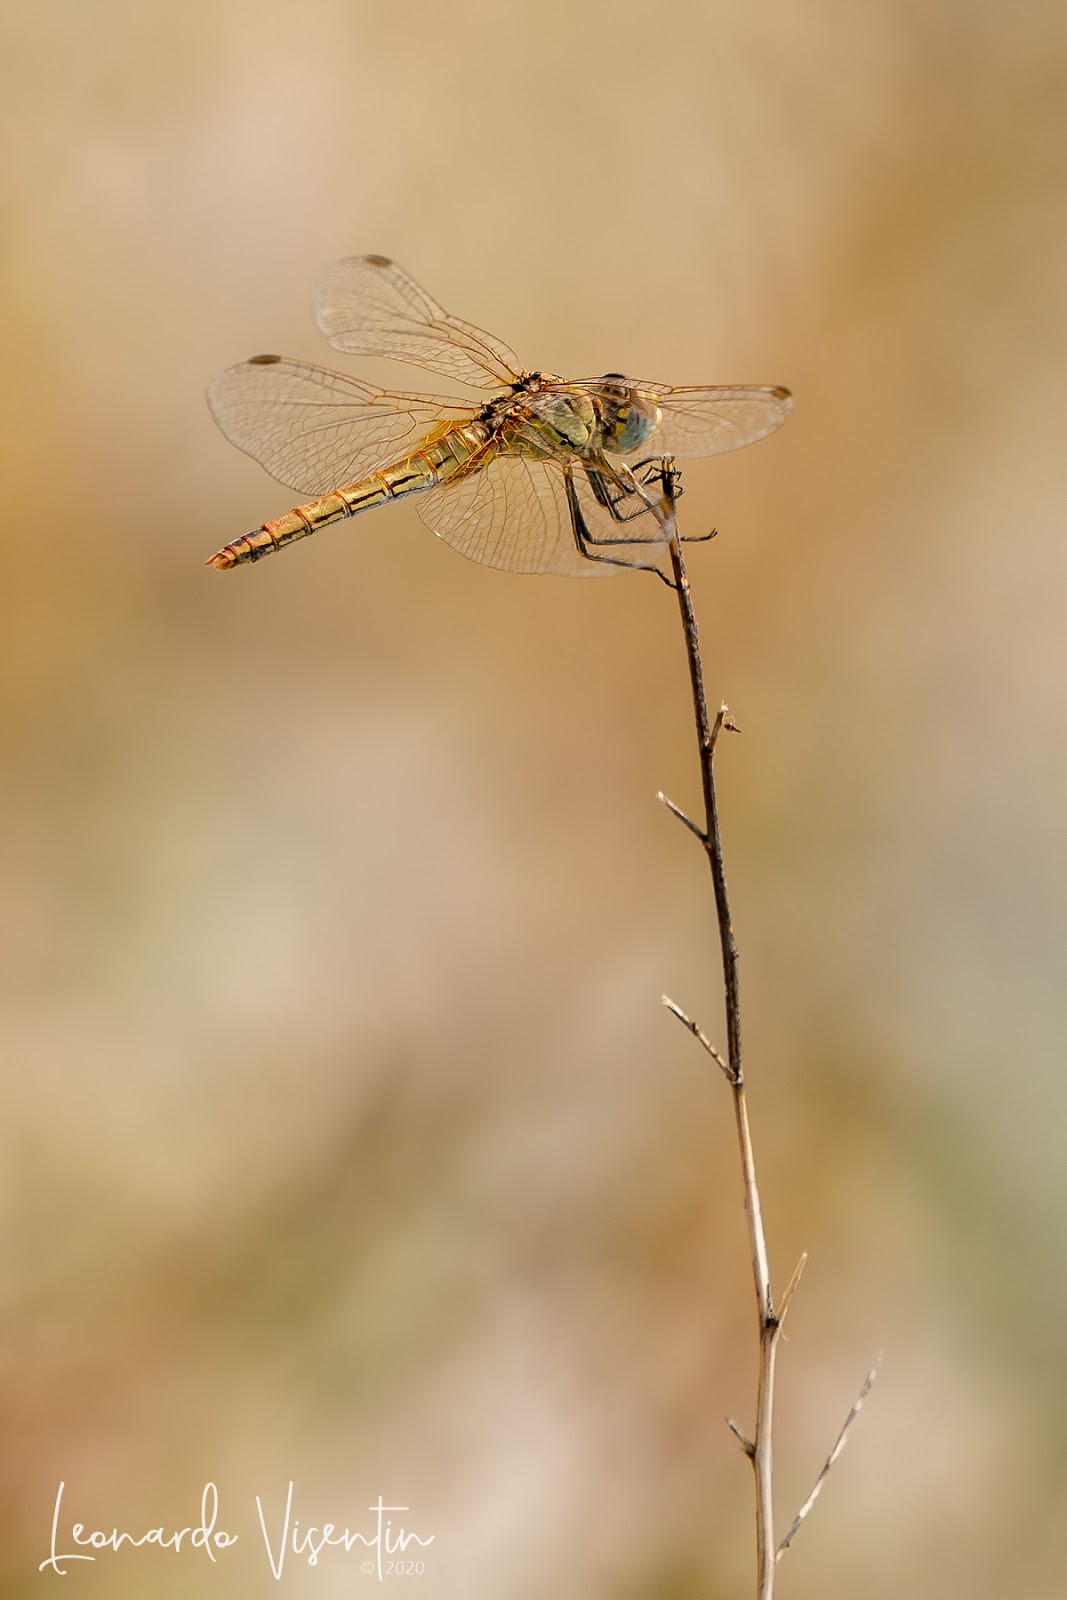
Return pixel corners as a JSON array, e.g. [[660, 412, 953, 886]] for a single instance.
[[604, 458, 678, 585], [630, 460, 721, 546], [564, 469, 656, 572], [564, 467, 675, 585], [646, 564, 680, 590], [583, 461, 658, 524], [580, 460, 671, 536], [631, 457, 686, 497]]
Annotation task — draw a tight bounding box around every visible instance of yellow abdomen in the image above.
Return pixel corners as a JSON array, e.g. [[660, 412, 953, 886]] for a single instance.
[[206, 423, 487, 570]]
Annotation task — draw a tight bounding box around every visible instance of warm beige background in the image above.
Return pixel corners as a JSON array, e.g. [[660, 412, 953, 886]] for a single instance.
[[2, 3, 1065, 1597]]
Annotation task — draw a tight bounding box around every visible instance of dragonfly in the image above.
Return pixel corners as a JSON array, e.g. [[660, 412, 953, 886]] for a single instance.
[[206, 255, 791, 579]]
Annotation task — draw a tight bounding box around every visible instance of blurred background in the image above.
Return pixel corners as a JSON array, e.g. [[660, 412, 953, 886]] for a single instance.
[[2, 2, 1065, 1596]]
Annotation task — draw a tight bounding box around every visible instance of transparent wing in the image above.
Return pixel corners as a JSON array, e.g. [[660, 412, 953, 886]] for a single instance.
[[417, 453, 665, 578], [315, 255, 526, 390], [207, 355, 477, 497], [417, 454, 590, 576], [633, 383, 793, 459]]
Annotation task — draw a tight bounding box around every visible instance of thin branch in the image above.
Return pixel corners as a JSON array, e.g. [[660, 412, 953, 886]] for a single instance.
[[650, 460, 877, 1595], [657, 789, 707, 843], [776, 1355, 884, 1560], [662, 995, 733, 1082], [777, 1252, 809, 1330], [652, 462, 779, 1599]]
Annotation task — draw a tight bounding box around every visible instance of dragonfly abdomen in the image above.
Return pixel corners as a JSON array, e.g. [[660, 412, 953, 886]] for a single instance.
[[206, 427, 485, 571]]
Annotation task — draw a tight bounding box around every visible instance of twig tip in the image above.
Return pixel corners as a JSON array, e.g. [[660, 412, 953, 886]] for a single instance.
[[778, 1250, 809, 1324], [657, 790, 706, 842]]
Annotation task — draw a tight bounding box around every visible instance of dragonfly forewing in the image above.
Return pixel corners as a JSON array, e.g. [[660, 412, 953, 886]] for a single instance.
[[630, 382, 793, 459], [315, 255, 525, 389]]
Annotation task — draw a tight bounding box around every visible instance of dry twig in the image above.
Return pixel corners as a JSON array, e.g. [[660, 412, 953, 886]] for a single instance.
[[776, 1355, 884, 1561], [648, 461, 876, 1598]]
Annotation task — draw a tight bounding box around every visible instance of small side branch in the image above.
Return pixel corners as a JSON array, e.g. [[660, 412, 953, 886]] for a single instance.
[[776, 1354, 883, 1561], [727, 1416, 756, 1457], [777, 1253, 809, 1329], [662, 994, 734, 1082], [658, 789, 707, 843]]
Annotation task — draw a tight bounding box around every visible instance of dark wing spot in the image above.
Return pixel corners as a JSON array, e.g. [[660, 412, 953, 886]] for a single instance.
[[773, 386, 792, 400], [364, 253, 392, 267], [248, 353, 281, 365], [602, 371, 627, 380]]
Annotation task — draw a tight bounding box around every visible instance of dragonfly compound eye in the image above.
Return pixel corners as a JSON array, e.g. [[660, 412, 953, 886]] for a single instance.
[[596, 385, 660, 454]]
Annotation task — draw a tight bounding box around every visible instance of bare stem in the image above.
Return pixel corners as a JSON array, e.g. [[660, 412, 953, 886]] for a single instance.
[[642, 460, 877, 1590], [651, 463, 780, 1599]]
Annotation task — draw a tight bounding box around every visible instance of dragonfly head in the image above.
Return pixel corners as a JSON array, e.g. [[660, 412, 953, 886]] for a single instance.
[[595, 376, 661, 456]]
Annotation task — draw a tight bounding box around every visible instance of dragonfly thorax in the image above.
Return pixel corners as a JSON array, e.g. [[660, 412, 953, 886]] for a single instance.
[[531, 390, 598, 452]]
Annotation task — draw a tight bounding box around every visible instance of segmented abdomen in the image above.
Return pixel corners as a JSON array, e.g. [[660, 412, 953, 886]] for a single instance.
[[206, 423, 487, 570]]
